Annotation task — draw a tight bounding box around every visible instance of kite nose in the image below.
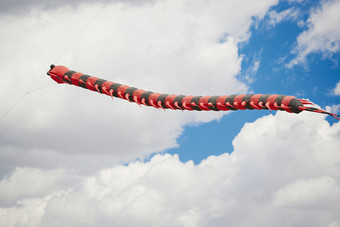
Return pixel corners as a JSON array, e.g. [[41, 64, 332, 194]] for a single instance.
[[47, 64, 55, 76]]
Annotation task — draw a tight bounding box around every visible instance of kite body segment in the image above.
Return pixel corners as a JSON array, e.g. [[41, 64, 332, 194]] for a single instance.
[[47, 65, 339, 120]]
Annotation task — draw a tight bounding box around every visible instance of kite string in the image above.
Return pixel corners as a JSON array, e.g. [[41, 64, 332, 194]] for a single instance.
[[0, 75, 45, 122], [54, 0, 111, 63], [28, 82, 57, 93], [0, 94, 26, 122], [0, 1, 111, 122]]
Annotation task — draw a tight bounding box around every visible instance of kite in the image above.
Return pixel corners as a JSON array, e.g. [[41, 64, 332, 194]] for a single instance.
[[47, 65, 340, 120]]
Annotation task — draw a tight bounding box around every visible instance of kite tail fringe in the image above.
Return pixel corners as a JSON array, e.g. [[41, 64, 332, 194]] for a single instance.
[[298, 106, 340, 121], [299, 99, 314, 105]]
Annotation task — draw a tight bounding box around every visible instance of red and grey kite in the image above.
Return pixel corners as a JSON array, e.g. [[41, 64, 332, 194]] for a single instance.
[[47, 65, 340, 120]]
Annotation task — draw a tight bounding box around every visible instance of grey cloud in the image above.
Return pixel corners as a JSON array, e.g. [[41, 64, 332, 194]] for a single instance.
[[1, 0, 270, 177], [0, 0, 155, 15], [0, 0, 88, 13]]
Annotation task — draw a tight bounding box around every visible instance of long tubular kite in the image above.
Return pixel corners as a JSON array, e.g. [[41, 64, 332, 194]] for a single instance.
[[47, 65, 340, 120]]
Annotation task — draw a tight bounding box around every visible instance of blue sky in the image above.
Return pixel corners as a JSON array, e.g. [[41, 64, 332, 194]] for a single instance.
[[0, 0, 340, 226], [167, 0, 340, 164]]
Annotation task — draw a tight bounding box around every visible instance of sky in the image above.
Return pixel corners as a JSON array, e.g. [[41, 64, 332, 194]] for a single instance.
[[0, 0, 339, 226]]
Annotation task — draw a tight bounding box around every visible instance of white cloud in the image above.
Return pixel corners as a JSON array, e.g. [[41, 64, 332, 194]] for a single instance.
[[331, 104, 340, 116], [0, 168, 74, 206], [273, 176, 340, 209], [7, 1, 340, 226], [288, 0, 340, 67], [1, 111, 339, 226], [268, 7, 300, 26], [243, 59, 260, 84], [0, 0, 277, 173], [334, 81, 340, 95]]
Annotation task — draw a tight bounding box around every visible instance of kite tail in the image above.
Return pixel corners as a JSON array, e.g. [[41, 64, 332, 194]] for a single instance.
[[298, 106, 340, 121]]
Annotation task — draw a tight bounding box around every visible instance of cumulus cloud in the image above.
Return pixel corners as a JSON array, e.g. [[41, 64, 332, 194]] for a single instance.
[[288, 0, 340, 67], [0, 0, 277, 173], [0, 111, 339, 226], [273, 176, 340, 209], [0, 168, 75, 206]]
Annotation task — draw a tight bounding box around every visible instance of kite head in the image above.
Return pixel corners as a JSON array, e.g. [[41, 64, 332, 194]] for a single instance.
[[47, 64, 69, 84]]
